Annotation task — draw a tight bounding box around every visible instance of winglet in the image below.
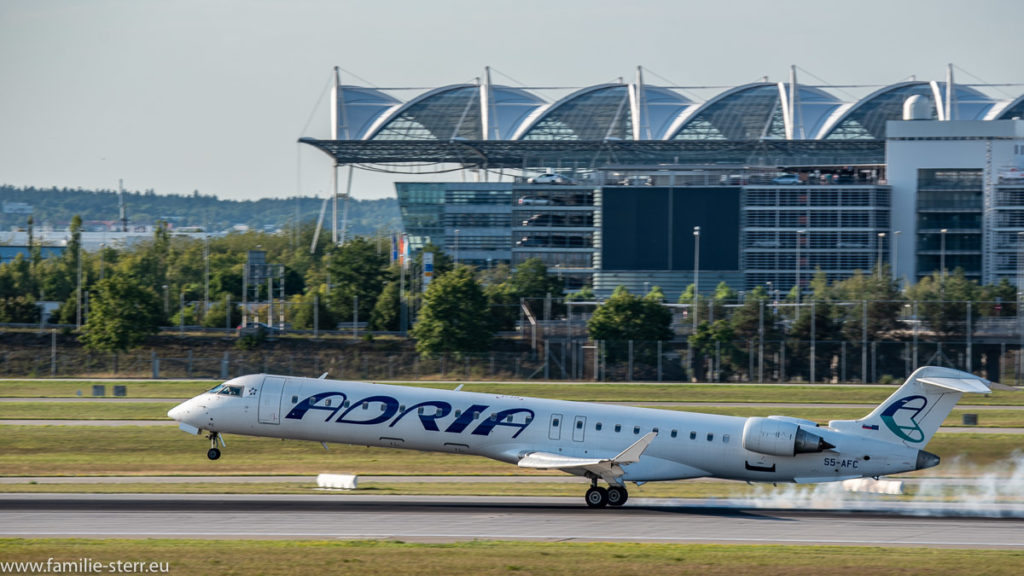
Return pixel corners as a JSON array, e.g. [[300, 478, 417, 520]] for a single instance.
[[318, 372, 329, 380], [613, 431, 657, 465]]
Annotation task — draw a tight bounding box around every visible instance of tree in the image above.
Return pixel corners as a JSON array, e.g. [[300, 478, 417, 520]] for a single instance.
[[906, 268, 977, 339], [201, 297, 242, 329], [79, 276, 163, 352], [411, 265, 493, 358], [588, 286, 673, 362], [368, 279, 401, 331], [0, 295, 40, 323], [290, 290, 337, 331], [511, 258, 563, 298], [325, 237, 389, 322]]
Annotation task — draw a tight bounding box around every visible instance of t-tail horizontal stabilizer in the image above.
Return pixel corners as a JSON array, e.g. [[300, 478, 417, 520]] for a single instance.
[[518, 432, 658, 484], [830, 366, 991, 448]]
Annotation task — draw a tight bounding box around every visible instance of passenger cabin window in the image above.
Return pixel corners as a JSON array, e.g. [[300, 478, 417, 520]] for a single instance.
[[291, 395, 298, 404], [652, 427, 659, 434], [614, 424, 622, 433], [723, 434, 730, 444], [576, 420, 583, 429], [596, 423, 603, 431], [670, 429, 678, 438], [707, 433, 714, 442], [633, 426, 640, 435], [552, 418, 559, 427], [324, 399, 331, 407], [689, 431, 696, 440]]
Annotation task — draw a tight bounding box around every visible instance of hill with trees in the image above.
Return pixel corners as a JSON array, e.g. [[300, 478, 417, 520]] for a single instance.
[[0, 184, 400, 235]]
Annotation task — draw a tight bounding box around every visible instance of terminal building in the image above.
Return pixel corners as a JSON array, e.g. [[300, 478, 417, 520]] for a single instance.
[[300, 67, 1024, 296]]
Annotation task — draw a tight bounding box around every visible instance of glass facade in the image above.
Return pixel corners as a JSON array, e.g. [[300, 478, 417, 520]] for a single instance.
[[915, 169, 983, 280], [743, 186, 891, 289]]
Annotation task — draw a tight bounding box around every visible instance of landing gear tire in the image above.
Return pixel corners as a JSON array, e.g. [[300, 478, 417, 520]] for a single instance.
[[607, 485, 628, 507], [206, 431, 222, 460], [585, 486, 608, 508]]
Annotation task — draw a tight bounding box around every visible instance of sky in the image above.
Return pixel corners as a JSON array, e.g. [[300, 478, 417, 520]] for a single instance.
[[1, 0, 1022, 203]]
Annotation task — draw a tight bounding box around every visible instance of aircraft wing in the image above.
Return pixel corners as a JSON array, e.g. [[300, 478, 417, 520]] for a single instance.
[[518, 432, 657, 484]]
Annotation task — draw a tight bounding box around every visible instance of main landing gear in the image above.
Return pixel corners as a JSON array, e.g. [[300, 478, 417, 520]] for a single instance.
[[584, 478, 628, 508], [207, 431, 222, 460]]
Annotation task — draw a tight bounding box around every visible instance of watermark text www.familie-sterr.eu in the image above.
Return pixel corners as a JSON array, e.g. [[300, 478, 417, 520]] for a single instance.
[[1, 558, 169, 573]]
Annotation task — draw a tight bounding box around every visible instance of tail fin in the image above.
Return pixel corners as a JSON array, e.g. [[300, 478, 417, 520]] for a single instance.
[[829, 366, 990, 447]]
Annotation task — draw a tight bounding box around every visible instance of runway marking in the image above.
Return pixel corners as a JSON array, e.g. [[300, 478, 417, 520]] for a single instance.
[[0, 531, 1020, 548]]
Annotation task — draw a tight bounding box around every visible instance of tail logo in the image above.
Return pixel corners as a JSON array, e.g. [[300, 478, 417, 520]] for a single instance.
[[880, 395, 928, 443]]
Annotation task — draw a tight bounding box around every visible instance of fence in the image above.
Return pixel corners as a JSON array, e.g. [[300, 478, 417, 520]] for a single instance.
[[0, 333, 1020, 384], [2, 297, 1023, 383]]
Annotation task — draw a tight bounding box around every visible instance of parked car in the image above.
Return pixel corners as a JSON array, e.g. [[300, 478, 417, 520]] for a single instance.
[[772, 174, 803, 185], [518, 196, 554, 205], [528, 173, 574, 184]]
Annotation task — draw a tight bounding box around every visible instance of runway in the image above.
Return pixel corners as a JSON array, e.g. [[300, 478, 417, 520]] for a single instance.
[[1, 494, 1022, 548]]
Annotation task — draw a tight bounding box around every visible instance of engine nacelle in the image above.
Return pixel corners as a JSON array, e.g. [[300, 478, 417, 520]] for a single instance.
[[742, 417, 834, 457]]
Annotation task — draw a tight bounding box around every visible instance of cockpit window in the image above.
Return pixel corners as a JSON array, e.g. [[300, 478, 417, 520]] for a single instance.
[[218, 385, 243, 397], [207, 384, 225, 394]]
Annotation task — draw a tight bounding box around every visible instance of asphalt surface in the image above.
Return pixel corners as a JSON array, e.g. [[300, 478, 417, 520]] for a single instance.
[[0, 494, 1021, 547]]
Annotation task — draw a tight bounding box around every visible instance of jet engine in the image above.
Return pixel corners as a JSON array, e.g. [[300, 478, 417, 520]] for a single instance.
[[742, 417, 835, 457]]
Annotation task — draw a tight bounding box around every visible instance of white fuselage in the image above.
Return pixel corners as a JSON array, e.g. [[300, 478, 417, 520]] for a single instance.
[[169, 374, 924, 484]]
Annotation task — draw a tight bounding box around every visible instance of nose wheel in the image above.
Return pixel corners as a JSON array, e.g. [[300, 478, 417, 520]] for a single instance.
[[206, 432, 223, 460]]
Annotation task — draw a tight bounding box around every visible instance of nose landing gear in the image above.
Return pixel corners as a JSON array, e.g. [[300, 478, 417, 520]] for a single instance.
[[206, 431, 223, 460]]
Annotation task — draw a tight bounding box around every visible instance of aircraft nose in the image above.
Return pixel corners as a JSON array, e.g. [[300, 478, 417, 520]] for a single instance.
[[167, 401, 189, 421]]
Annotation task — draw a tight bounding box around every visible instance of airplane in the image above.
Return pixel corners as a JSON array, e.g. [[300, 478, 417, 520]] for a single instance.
[[167, 365, 990, 508]]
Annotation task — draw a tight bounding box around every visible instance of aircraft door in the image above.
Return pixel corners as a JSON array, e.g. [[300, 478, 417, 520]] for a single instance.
[[258, 377, 285, 425], [572, 415, 586, 442], [549, 414, 563, 440]]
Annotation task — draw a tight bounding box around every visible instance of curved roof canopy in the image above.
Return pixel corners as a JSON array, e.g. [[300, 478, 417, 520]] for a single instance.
[[666, 83, 839, 141], [326, 77, 1016, 144], [516, 84, 634, 141], [633, 85, 693, 139], [997, 94, 1024, 120], [366, 84, 543, 141], [334, 85, 401, 140], [822, 82, 997, 139]]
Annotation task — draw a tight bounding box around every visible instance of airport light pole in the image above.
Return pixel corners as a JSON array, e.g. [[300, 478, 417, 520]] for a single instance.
[[877, 232, 886, 279], [691, 226, 700, 381], [940, 228, 948, 279], [693, 225, 700, 327], [893, 230, 901, 285], [795, 229, 806, 306]]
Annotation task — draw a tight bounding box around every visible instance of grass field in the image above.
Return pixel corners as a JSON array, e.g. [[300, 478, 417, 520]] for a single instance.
[[1, 539, 1021, 576], [2, 379, 1021, 405]]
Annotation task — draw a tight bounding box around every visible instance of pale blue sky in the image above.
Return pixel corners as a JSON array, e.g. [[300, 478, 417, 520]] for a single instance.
[[1, 0, 1021, 202]]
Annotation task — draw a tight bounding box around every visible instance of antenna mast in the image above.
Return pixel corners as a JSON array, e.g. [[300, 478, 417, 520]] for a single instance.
[[118, 179, 127, 232]]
